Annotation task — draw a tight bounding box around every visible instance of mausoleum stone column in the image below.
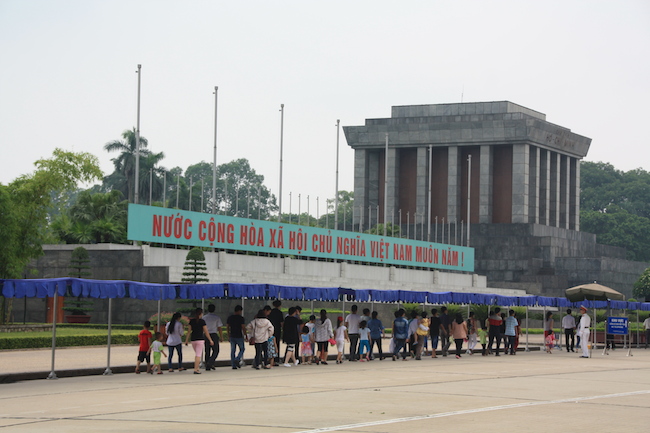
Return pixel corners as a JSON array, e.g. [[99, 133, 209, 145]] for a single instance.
[[512, 144, 529, 223], [416, 146, 428, 223], [354, 149, 367, 228], [447, 146, 460, 223], [479, 145, 493, 223]]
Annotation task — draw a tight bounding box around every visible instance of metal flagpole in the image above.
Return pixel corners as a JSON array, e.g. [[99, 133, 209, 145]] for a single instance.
[[525, 306, 529, 352], [149, 168, 153, 205], [47, 290, 58, 380], [189, 178, 193, 211], [398, 210, 402, 237], [176, 174, 180, 208], [163, 170, 167, 208], [383, 133, 389, 236], [201, 178, 204, 212], [289, 192, 292, 224], [307, 195, 310, 226], [435, 216, 438, 243], [461, 220, 464, 246], [212, 86, 218, 214], [298, 193, 301, 225], [134, 64, 142, 205], [467, 154, 472, 247], [103, 298, 113, 375], [406, 212, 410, 239], [427, 145, 432, 241], [326, 199, 329, 228], [278, 104, 284, 223], [632, 308, 636, 350], [335, 119, 340, 230], [360, 206, 363, 233]]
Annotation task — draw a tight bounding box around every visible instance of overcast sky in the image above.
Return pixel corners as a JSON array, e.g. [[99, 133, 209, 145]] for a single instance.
[[1, 0, 648, 217]]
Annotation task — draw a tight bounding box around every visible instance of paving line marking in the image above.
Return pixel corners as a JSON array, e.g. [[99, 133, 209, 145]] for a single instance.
[[294, 390, 650, 433]]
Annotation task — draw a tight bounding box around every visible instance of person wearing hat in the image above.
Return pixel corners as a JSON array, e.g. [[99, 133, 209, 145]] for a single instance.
[[577, 306, 591, 358]]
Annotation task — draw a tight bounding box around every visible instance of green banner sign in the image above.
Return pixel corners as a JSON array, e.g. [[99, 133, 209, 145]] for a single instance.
[[127, 204, 474, 272]]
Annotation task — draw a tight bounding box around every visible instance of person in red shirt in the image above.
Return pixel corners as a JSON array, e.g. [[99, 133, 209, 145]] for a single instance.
[[136, 321, 152, 374]]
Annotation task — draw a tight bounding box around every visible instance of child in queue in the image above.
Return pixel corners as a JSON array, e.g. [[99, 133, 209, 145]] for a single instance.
[[300, 326, 313, 365], [335, 317, 349, 364], [478, 325, 489, 356], [148, 332, 167, 374], [358, 320, 371, 362]]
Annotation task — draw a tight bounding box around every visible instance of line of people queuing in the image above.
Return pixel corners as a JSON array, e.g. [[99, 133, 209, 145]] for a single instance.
[[135, 302, 597, 374]]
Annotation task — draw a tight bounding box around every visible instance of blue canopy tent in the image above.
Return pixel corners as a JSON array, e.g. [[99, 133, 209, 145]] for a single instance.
[[2, 277, 650, 378]]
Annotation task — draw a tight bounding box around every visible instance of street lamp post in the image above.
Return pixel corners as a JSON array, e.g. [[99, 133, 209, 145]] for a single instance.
[[335, 119, 340, 230], [278, 104, 284, 223], [134, 64, 142, 205]]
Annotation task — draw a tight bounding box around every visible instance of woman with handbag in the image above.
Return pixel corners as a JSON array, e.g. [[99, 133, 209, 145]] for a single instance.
[[248, 310, 274, 369], [314, 309, 333, 365], [166, 312, 185, 372]]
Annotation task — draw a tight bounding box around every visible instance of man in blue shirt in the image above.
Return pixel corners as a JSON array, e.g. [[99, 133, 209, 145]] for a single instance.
[[392, 309, 409, 361], [504, 309, 519, 355], [367, 311, 385, 360]]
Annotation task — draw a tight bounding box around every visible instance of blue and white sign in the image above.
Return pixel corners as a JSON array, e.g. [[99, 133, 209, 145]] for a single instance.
[[606, 317, 628, 335]]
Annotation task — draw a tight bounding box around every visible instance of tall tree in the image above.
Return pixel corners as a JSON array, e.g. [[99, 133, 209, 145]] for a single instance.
[[633, 267, 650, 301], [103, 128, 164, 203], [51, 190, 128, 244], [176, 159, 277, 218], [0, 149, 102, 279], [318, 190, 354, 230], [580, 161, 650, 262]]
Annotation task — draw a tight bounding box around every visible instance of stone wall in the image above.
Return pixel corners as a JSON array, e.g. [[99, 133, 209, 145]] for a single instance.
[[472, 223, 648, 298]]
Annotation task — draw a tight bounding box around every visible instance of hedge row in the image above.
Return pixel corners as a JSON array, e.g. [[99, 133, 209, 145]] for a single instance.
[[0, 334, 138, 350], [56, 323, 141, 330]]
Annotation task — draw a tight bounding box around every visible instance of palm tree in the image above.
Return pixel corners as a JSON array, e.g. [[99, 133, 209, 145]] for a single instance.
[[51, 190, 128, 244], [104, 128, 152, 203]]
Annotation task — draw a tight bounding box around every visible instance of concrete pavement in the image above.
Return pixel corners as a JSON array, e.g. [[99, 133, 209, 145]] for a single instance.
[[0, 342, 648, 432], [1, 335, 549, 382]]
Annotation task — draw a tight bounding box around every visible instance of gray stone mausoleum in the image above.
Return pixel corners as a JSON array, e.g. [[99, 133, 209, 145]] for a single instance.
[[344, 102, 648, 297]]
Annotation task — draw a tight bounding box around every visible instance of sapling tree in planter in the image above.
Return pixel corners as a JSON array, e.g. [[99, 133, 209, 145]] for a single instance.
[[176, 248, 209, 315], [63, 246, 94, 323]]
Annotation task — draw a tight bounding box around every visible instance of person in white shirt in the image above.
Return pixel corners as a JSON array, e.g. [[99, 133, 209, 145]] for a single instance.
[[345, 305, 361, 361], [203, 304, 223, 371], [578, 306, 591, 358], [643, 316, 650, 349], [561, 309, 577, 353]]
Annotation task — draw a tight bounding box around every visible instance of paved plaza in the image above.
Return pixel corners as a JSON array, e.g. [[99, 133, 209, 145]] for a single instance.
[[0, 341, 648, 432]]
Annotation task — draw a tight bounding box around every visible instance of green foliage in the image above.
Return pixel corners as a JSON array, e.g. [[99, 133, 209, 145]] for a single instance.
[[103, 128, 163, 204], [181, 247, 208, 284], [580, 161, 650, 261], [63, 297, 94, 315], [0, 149, 102, 279], [0, 333, 138, 350], [318, 190, 354, 229], [366, 222, 401, 237], [633, 267, 650, 301], [212, 158, 277, 218], [581, 206, 650, 262], [148, 312, 190, 327], [51, 190, 128, 244], [69, 246, 91, 278]]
